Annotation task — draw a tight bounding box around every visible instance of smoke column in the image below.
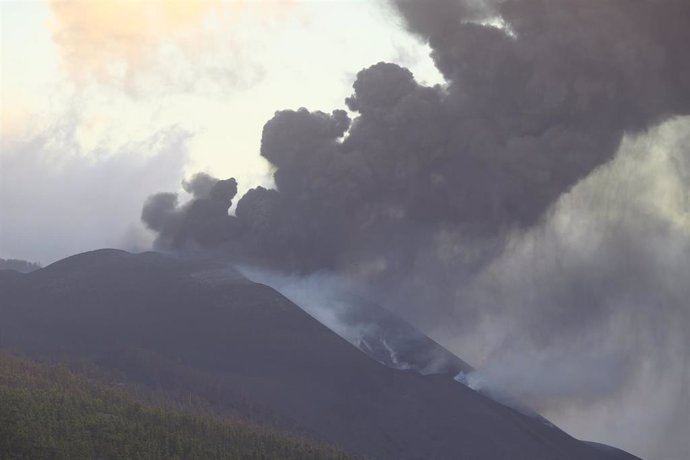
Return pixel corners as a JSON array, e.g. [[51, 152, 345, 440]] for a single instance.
[[142, 1, 690, 458]]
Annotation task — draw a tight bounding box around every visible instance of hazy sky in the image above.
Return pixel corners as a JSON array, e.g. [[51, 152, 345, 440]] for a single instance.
[[0, 0, 441, 264], [2, 2, 689, 459]]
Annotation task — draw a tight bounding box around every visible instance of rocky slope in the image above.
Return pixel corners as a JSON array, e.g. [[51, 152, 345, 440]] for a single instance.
[[0, 249, 640, 460]]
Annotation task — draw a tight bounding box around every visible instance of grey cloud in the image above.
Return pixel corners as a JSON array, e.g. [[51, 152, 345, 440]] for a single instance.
[[139, 4, 690, 457], [141, 173, 240, 251], [0, 123, 188, 265], [441, 117, 690, 459], [149, 0, 690, 270]]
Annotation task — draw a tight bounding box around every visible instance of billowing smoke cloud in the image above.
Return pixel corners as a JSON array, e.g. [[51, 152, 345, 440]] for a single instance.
[[141, 2, 690, 458], [146, 0, 690, 272], [142, 173, 239, 250]]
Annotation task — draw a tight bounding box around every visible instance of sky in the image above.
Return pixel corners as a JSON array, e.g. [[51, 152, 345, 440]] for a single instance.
[[0, 0, 441, 264], [1, 2, 689, 459]]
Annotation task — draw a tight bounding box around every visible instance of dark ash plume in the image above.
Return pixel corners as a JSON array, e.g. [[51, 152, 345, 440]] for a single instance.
[[144, 0, 690, 274], [140, 3, 690, 457], [141, 173, 239, 250]]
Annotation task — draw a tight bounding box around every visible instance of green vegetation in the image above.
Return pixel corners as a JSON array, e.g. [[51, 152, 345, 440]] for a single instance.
[[0, 353, 350, 460], [0, 258, 40, 273]]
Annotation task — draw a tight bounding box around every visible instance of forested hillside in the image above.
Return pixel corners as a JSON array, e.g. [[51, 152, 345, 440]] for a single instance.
[[0, 250, 639, 460], [0, 353, 350, 460]]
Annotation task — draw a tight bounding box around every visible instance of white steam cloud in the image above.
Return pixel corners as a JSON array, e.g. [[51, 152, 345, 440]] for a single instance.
[[237, 266, 375, 347], [439, 116, 690, 460]]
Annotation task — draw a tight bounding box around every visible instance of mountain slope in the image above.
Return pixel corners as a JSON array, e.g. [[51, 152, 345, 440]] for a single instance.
[[0, 249, 640, 460], [0, 352, 350, 460]]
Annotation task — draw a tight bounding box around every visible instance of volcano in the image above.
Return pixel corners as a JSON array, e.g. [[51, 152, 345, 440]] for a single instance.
[[0, 249, 639, 460]]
